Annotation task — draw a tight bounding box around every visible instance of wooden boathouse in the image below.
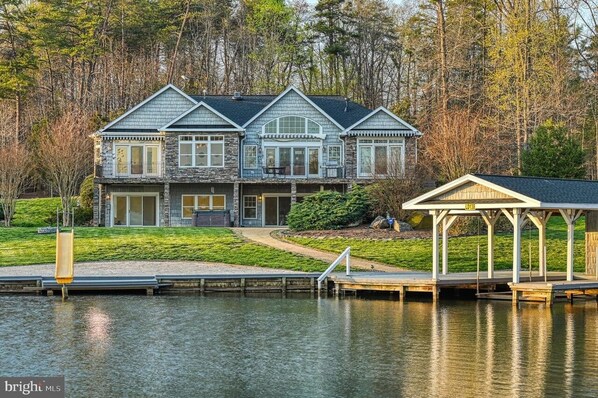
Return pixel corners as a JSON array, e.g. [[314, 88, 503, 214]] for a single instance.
[[333, 174, 598, 305]]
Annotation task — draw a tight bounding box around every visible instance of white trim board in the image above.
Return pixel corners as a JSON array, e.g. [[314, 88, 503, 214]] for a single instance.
[[402, 174, 542, 210]]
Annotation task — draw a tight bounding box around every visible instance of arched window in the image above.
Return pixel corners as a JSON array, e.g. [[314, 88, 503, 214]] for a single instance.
[[263, 116, 322, 134]]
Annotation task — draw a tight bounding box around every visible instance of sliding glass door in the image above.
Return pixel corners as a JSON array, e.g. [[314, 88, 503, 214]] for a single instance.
[[112, 195, 158, 226]]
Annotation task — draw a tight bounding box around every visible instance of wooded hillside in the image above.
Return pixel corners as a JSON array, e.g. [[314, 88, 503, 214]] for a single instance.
[[1, 0, 597, 181]]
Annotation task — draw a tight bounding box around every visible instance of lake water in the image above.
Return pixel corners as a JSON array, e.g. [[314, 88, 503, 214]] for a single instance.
[[1, 295, 597, 397]]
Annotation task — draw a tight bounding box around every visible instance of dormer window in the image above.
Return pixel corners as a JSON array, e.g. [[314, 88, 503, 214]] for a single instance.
[[263, 116, 322, 135]]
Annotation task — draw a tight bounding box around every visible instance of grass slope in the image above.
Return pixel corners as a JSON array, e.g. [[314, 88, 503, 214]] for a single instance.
[[10, 198, 62, 227], [285, 217, 587, 273], [0, 227, 327, 272]]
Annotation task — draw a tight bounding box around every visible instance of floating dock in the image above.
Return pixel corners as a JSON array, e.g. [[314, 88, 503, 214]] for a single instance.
[[510, 279, 598, 305]]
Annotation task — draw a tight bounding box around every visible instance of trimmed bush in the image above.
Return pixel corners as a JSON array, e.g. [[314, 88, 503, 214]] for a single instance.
[[287, 185, 370, 231]]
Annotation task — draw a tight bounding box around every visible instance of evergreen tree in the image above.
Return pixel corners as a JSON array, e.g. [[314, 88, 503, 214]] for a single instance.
[[521, 120, 586, 179]]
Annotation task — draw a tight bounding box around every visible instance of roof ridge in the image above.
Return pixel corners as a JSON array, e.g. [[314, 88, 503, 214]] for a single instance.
[[473, 173, 595, 183]]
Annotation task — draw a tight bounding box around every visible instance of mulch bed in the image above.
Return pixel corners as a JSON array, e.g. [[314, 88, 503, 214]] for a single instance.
[[279, 226, 432, 240]]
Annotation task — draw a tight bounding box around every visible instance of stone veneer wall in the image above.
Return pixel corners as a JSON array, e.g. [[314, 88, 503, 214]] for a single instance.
[[164, 133, 239, 181]]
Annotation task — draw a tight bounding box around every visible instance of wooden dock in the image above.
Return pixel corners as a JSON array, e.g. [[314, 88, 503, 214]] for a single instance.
[[510, 279, 598, 306], [329, 271, 568, 301], [0, 274, 322, 296]]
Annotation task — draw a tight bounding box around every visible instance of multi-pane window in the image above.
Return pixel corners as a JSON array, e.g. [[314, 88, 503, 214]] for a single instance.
[[328, 146, 341, 164], [263, 117, 321, 135], [244, 145, 257, 169], [182, 194, 226, 218], [114, 144, 159, 176], [243, 196, 257, 219], [357, 139, 405, 177], [179, 136, 224, 167]]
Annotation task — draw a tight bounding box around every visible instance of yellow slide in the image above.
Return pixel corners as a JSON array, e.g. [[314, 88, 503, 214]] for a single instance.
[[55, 230, 74, 285]]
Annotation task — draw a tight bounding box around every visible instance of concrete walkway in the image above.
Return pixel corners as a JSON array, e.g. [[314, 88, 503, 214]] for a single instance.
[[0, 261, 303, 277], [233, 228, 404, 273]]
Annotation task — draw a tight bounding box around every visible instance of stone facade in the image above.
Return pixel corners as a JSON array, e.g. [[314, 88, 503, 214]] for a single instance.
[[93, 85, 421, 227]]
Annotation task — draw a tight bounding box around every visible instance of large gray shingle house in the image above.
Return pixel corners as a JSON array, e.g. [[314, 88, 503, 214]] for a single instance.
[[92, 84, 421, 227]]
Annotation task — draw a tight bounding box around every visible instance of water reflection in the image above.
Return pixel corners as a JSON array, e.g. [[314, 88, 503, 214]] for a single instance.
[[0, 296, 597, 397]]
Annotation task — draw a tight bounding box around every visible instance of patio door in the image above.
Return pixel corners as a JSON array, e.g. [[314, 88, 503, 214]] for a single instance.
[[113, 195, 158, 226], [263, 196, 292, 226]]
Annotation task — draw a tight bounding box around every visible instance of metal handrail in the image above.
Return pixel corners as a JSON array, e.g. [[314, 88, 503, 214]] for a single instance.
[[317, 247, 351, 291]]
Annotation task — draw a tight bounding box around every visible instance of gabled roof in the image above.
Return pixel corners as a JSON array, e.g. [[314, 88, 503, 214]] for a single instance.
[[160, 101, 243, 131], [101, 84, 197, 132], [341, 107, 422, 137], [403, 174, 598, 211], [239, 86, 345, 129]]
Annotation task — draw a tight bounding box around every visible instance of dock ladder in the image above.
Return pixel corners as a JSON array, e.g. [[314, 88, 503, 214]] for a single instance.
[[317, 247, 351, 292]]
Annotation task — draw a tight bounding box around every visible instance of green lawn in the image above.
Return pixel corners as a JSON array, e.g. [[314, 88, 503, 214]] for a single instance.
[[285, 217, 587, 273], [0, 227, 327, 272], [10, 198, 62, 227]]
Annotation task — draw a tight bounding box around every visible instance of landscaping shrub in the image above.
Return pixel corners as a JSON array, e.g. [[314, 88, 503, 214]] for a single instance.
[[287, 185, 370, 231], [366, 169, 427, 221]]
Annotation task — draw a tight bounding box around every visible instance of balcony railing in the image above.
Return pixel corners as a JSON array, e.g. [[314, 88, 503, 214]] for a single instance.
[[256, 165, 345, 179], [95, 162, 163, 179]]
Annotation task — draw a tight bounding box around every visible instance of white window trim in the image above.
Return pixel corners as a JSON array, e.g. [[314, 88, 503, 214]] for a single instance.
[[181, 194, 227, 219], [113, 142, 161, 177], [110, 193, 160, 227], [327, 145, 342, 165], [243, 145, 258, 169], [262, 116, 323, 135], [178, 135, 225, 168], [243, 195, 258, 219], [357, 138, 405, 178]]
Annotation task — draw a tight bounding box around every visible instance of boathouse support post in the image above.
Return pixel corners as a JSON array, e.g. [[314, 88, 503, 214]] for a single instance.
[[442, 216, 458, 275], [559, 209, 583, 282], [527, 211, 552, 277], [502, 208, 528, 284], [481, 210, 500, 279], [432, 210, 449, 280]]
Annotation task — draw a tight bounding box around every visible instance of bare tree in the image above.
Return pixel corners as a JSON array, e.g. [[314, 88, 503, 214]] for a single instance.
[[38, 111, 93, 227], [422, 109, 505, 182], [0, 141, 30, 226]]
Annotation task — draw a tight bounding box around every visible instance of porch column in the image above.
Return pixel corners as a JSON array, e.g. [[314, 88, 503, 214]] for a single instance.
[[481, 210, 500, 279], [291, 181, 297, 204], [513, 209, 522, 284], [441, 215, 457, 275], [502, 208, 527, 284], [233, 182, 240, 227], [527, 211, 552, 277], [559, 209, 583, 281], [432, 210, 449, 280], [432, 210, 440, 280], [163, 183, 170, 227], [92, 183, 101, 227]]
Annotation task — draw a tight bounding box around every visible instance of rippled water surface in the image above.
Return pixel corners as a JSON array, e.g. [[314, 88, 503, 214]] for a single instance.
[[1, 295, 597, 397]]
